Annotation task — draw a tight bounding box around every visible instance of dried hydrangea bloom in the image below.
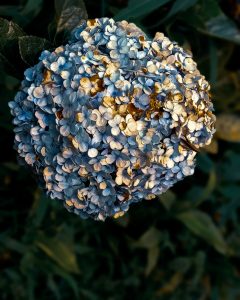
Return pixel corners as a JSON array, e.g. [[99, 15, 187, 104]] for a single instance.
[[9, 18, 216, 220]]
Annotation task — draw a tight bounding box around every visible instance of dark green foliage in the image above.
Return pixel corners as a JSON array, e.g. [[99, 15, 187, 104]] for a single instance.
[[19, 36, 52, 65], [55, 0, 88, 34], [0, 0, 240, 299]]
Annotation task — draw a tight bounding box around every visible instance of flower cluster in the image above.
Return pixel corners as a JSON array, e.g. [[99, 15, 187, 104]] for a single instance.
[[9, 18, 215, 220]]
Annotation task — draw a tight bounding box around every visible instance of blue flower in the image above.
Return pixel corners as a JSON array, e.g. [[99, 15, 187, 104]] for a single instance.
[[107, 36, 130, 60], [9, 18, 215, 221]]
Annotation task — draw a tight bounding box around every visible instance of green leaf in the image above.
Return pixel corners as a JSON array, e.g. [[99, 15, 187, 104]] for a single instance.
[[145, 246, 159, 276], [188, 0, 240, 44], [27, 275, 35, 300], [209, 40, 218, 85], [170, 256, 192, 273], [114, 0, 171, 21], [156, 272, 183, 295], [47, 276, 61, 300], [0, 1, 44, 26], [0, 235, 27, 254], [197, 152, 214, 173], [199, 0, 221, 20], [194, 169, 217, 206], [178, 0, 240, 45], [0, 18, 25, 77], [36, 234, 80, 274], [159, 190, 176, 211], [18, 36, 52, 65], [0, 18, 25, 39], [202, 14, 240, 44], [177, 210, 228, 255], [0, 52, 18, 77], [192, 251, 206, 285], [21, 0, 44, 19], [29, 190, 49, 227], [0, 6, 24, 22], [164, 0, 198, 21], [219, 185, 240, 224], [220, 151, 240, 182], [216, 114, 240, 142], [53, 266, 80, 300], [0, 18, 25, 49], [55, 0, 88, 35], [134, 227, 161, 249]]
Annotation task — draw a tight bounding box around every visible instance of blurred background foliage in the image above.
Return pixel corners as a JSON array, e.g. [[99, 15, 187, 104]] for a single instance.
[[1, 0, 240, 299]]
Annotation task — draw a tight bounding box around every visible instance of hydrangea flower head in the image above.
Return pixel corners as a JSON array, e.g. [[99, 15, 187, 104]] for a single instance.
[[9, 18, 216, 220]]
